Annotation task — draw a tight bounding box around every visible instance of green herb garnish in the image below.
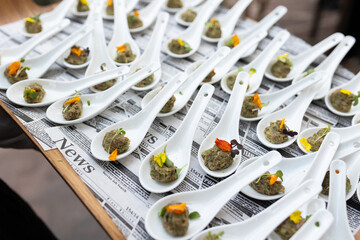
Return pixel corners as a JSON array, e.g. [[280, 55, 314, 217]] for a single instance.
[[23, 87, 38, 99], [158, 206, 166, 217], [353, 91, 360, 106], [189, 211, 200, 220]]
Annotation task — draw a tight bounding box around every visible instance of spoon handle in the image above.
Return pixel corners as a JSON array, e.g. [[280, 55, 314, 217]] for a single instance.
[[36, 24, 92, 75], [219, 72, 249, 134], [114, 0, 133, 42], [249, 30, 290, 76], [249, 6, 287, 34], [221, 0, 253, 34], [135, 73, 188, 121], [302, 132, 340, 186], [180, 47, 230, 91], [186, 0, 222, 36], [140, 12, 169, 65], [322, 160, 355, 240], [171, 84, 215, 146]]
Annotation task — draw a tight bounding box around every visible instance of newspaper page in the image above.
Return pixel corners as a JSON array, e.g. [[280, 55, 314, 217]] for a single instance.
[[1, 4, 359, 239]]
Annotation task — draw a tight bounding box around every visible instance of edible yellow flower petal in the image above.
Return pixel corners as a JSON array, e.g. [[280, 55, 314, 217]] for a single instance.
[[300, 138, 312, 152], [280, 118, 286, 130], [107, 0, 113, 6], [80, 0, 88, 5], [109, 149, 117, 161], [290, 210, 302, 224], [24, 17, 35, 23], [277, 52, 289, 61], [340, 89, 351, 96], [178, 38, 184, 46], [154, 152, 167, 167], [249, 68, 256, 77]]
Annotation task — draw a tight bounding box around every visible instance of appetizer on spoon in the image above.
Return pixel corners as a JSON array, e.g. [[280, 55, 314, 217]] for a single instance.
[[0, 19, 70, 66], [256, 71, 323, 149], [185, 30, 267, 84], [292, 36, 355, 100], [46, 64, 158, 125], [198, 72, 249, 178], [103, 0, 139, 20], [145, 151, 282, 240], [217, 6, 288, 57], [325, 71, 360, 117], [71, 0, 91, 17], [141, 47, 230, 116], [220, 30, 290, 94], [6, 66, 129, 107], [90, 73, 187, 161], [322, 160, 355, 240], [20, 0, 74, 37], [239, 132, 340, 201], [139, 84, 215, 193], [0, 25, 93, 90], [164, 0, 204, 13], [129, 0, 166, 33], [191, 180, 321, 240], [201, 0, 253, 43], [130, 12, 169, 91], [107, 0, 140, 66], [264, 32, 344, 82], [239, 69, 321, 122], [165, 0, 222, 58], [174, 3, 203, 27]]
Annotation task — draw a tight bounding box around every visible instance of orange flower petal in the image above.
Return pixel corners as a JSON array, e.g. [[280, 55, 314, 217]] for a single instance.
[[166, 203, 187, 214], [280, 118, 286, 130], [64, 96, 80, 105], [231, 35, 240, 47], [252, 93, 262, 108], [109, 148, 117, 161], [211, 18, 216, 23], [116, 44, 126, 53], [215, 138, 232, 152], [107, 0, 113, 6], [71, 47, 82, 57], [8, 61, 21, 76], [269, 175, 278, 185], [134, 10, 140, 17]]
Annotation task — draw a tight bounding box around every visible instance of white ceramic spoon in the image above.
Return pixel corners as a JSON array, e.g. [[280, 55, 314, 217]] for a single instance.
[[6, 66, 129, 107], [165, 0, 223, 58], [103, 0, 139, 20], [289, 209, 333, 240], [239, 70, 321, 122], [191, 180, 321, 240], [322, 160, 355, 240], [185, 30, 267, 84], [201, 0, 253, 43], [0, 19, 70, 66], [46, 63, 158, 125], [90, 72, 187, 161], [198, 72, 249, 178], [217, 6, 288, 58], [267, 199, 329, 240], [139, 84, 215, 193], [107, 0, 140, 66], [264, 32, 344, 82], [20, 0, 75, 37], [297, 124, 360, 154], [292, 36, 355, 100], [145, 151, 282, 240], [239, 132, 340, 201], [256, 71, 323, 149], [174, 4, 202, 27], [357, 182, 360, 203], [221, 30, 290, 94], [129, 0, 166, 33], [352, 111, 360, 126], [0, 25, 93, 90], [71, 0, 91, 17], [141, 47, 230, 116], [163, 0, 204, 13], [130, 12, 169, 91], [319, 150, 360, 202], [325, 71, 360, 117]]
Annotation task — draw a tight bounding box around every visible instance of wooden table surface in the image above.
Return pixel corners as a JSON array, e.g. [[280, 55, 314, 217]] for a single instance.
[[1, 1, 359, 239]]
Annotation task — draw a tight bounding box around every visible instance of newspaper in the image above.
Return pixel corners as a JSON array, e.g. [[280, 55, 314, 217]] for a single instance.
[[1, 4, 359, 239]]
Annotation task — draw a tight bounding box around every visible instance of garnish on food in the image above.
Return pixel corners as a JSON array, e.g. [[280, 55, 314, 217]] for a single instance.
[[23, 83, 46, 103], [71, 47, 82, 57], [109, 148, 118, 161], [290, 210, 302, 224], [271, 52, 293, 78], [24, 13, 41, 23], [300, 138, 312, 152], [107, 0, 113, 6], [226, 34, 240, 48], [251, 170, 285, 195], [5, 58, 29, 84], [215, 138, 243, 158], [116, 44, 126, 53], [330, 88, 359, 113]]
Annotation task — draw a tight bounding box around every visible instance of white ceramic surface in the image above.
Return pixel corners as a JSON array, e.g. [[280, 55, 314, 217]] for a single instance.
[[198, 72, 249, 178], [145, 151, 282, 240], [90, 72, 187, 161], [352, 111, 360, 126], [174, 4, 202, 27], [138, 84, 215, 193]]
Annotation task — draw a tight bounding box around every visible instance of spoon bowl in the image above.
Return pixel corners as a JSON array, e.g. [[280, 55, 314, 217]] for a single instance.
[[102, 0, 139, 20], [145, 151, 282, 240], [256, 72, 323, 149], [129, 0, 165, 33], [107, 0, 140, 66], [6, 66, 129, 107], [90, 72, 187, 161], [174, 5, 202, 27], [324, 71, 360, 117], [61, 32, 93, 69], [71, 0, 91, 17], [163, 0, 204, 13], [352, 111, 360, 126], [141, 47, 230, 116], [264, 32, 344, 82], [139, 84, 215, 193], [198, 72, 249, 178]]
